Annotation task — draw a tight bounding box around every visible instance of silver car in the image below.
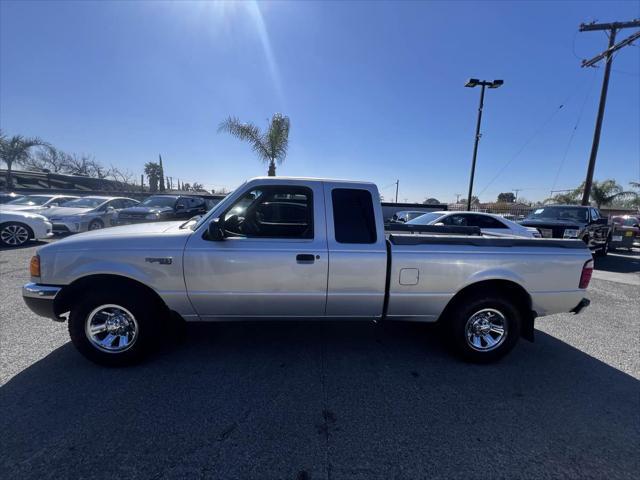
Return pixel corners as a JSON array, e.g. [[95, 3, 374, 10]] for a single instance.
[[0, 194, 79, 212], [43, 196, 139, 234]]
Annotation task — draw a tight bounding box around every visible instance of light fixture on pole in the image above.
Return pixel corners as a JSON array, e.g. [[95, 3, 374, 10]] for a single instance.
[[464, 78, 503, 210]]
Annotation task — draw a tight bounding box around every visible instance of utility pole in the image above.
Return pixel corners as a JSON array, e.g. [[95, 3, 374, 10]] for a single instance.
[[578, 19, 640, 205], [395, 180, 399, 203]]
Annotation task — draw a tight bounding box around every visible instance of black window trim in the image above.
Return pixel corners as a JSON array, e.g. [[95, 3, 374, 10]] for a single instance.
[[331, 188, 377, 244]]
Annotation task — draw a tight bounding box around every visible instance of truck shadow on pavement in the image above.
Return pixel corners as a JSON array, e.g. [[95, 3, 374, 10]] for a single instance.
[[1, 321, 638, 480], [595, 249, 640, 274]]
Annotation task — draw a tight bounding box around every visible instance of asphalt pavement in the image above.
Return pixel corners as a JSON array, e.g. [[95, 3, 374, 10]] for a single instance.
[[1, 240, 638, 479]]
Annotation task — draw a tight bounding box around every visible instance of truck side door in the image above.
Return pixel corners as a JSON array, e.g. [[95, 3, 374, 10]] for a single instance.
[[183, 181, 328, 319], [323, 184, 387, 318]]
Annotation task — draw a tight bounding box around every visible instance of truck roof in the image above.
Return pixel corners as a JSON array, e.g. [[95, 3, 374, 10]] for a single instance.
[[248, 176, 377, 186]]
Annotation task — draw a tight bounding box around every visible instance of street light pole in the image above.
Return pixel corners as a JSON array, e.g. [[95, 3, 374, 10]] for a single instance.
[[464, 78, 503, 211], [466, 84, 485, 211]]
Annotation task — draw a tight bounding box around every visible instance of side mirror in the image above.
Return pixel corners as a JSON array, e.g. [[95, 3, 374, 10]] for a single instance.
[[106, 205, 115, 212], [207, 218, 225, 241], [176, 203, 186, 210]]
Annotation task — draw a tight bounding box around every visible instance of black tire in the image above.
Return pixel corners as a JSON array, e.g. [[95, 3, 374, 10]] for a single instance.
[[68, 288, 162, 366], [88, 219, 104, 231], [0, 222, 33, 247], [445, 292, 522, 363]]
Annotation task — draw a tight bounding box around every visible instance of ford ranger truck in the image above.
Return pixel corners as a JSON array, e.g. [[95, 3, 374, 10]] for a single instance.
[[22, 177, 593, 366]]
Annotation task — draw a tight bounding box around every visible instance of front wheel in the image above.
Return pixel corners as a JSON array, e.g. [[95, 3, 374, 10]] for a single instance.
[[88, 219, 104, 231], [446, 293, 522, 363], [68, 290, 160, 366], [0, 222, 32, 247]]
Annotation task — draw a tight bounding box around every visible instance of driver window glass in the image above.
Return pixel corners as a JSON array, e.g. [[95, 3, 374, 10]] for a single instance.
[[590, 208, 599, 221], [442, 215, 467, 226], [223, 187, 313, 239]]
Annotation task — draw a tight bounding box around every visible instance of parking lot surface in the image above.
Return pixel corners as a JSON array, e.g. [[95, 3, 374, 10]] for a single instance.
[[1, 240, 638, 479]]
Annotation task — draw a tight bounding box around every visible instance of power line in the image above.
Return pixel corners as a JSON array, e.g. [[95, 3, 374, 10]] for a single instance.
[[550, 68, 598, 193]]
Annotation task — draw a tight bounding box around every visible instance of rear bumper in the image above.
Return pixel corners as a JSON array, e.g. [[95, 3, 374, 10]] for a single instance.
[[22, 283, 63, 321], [570, 298, 591, 315]]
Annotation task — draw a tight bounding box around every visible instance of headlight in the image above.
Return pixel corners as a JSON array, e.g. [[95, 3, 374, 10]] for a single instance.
[[563, 229, 579, 238], [146, 213, 160, 219]]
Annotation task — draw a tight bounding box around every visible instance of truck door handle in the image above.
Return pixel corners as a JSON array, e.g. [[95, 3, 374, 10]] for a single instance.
[[296, 254, 316, 263]]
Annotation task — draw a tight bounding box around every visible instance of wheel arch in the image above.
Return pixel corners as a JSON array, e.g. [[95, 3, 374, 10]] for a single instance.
[[439, 279, 536, 341], [54, 273, 170, 318], [0, 221, 35, 240]]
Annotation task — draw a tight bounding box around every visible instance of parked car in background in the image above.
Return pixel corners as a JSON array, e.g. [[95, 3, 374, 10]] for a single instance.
[[0, 194, 79, 212], [0, 192, 24, 204], [406, 211, 540, 238], [390, 210, 429, 223], [116, 194, 207, 224], [0, 210, 53, 247], [43, 196, 139, 234], [610, 215, 640, 251], [520, 205, 610, 255]]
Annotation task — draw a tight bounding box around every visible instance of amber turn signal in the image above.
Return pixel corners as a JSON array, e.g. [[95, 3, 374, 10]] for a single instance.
[[30, 255, 41, 277]]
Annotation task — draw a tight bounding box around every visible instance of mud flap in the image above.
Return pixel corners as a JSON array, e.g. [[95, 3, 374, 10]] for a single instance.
[[521, 312, 536, 342]]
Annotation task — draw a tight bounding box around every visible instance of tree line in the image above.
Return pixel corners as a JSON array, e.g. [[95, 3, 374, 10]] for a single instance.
[[0, 130, 210, 193]]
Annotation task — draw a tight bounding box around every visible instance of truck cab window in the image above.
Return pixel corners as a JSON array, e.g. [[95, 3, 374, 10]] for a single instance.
[[222, 187, 313, 239], [332, 188, 377, 244]]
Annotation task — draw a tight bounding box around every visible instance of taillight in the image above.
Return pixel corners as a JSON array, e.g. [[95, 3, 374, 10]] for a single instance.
[[30, 255, 41, 277], [579, 259, 593, 289]]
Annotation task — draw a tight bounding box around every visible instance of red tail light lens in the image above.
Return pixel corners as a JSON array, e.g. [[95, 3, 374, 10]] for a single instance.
[[579, 259, 594, 289]]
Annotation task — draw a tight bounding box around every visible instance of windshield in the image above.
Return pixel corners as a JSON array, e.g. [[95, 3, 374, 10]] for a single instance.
[[525, 207, 588, 223], [141, 196, 177, 208], [406, 212, 445, 225], [6, 195, 53, 206], [59, 198, 105, 208], [623, 217, 639, 226]]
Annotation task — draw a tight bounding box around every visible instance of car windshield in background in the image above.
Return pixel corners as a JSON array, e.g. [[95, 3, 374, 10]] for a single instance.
[[406, 212, 444, 225], [525, 207, 588, 223], [6, 195, 53, 206], [141, 197, 177, 208], [60, 198, 105, 208], [623, 217, 639, 226]]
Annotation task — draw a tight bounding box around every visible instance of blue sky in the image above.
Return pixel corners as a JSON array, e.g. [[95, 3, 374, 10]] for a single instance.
[[1, 0, 638, 202]]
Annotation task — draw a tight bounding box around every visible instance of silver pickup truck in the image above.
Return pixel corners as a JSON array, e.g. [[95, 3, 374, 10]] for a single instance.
[[23, 177, 593, 366]]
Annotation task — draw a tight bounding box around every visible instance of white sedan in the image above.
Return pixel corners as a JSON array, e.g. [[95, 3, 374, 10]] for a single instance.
[[407, 211, 541, 238], [0, 210, 53, 247]]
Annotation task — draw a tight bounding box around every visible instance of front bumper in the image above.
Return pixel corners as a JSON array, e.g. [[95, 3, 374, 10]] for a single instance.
[[22, 283, 63, 321], [570, 298, 591, 315], [51, 220, 84, 234]]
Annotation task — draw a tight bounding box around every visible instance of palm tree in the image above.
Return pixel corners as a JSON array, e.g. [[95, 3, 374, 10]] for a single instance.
[[218, 113, 290, 176], [584, 179, 634, 208], [144, 162, 162, 192], [0, 131, 47, 188]]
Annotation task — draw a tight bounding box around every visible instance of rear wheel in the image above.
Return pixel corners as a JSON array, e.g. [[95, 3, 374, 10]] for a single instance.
[[446, 293, 522, 363], [0, 222, 32, 247], [68, 289, 161, 366]]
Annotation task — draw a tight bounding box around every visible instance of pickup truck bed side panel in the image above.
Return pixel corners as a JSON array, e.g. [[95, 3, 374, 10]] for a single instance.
[[386, 243, 590, 321]]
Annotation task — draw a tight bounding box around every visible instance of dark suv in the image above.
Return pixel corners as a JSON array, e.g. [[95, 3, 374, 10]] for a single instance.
[[520, 205, 610, 255], [116, 195, 207, 224]]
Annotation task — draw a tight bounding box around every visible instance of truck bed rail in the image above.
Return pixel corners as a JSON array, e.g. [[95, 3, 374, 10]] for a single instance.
[[384, 224, 482, 236], [389, 235, 587, 249]]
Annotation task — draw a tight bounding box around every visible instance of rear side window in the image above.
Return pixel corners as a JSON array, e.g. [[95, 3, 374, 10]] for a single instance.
[[332, 189, 377, 244]]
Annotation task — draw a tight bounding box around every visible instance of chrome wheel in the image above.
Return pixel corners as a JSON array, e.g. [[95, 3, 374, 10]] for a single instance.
[[465, 308, 508, 352], [85, 304, 138, 353], [88, 220, 103, 230], [0, 224, 30, 246]]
